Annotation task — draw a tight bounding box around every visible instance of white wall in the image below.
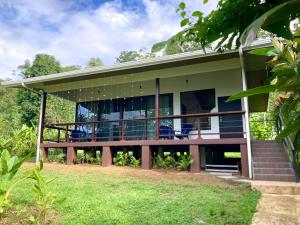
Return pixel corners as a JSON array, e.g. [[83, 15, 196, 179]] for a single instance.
[[58, 68, 243, 139]]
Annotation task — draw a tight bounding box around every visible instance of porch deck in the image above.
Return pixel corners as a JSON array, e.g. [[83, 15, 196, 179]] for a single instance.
[[41, 110, 249, 177]]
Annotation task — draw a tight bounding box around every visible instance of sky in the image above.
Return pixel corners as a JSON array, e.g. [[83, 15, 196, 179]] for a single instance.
[[0, 0, 218, 80]]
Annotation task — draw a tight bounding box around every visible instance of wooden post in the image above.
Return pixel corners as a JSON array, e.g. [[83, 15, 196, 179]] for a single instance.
[[42, 147, 49, 162], [197, 118, 201, 139], [155, 78, 160, 140], [190, 145, 200, 173], [66, 147, 76, 165], [57, 129, 61, 143], [92, 123, 96, 142], [102, 146, 112, 166], [240, 144, 249, 177], [142, 145, 152, 169], [36, 92, 47, 165], [65, 125, 69, 142]]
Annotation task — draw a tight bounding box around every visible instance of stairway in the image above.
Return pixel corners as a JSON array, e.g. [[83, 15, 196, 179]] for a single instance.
[[252, 140, 296, 182]]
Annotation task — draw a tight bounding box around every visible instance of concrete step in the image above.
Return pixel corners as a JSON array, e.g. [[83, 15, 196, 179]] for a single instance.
[[254, 168, 293, 175], [252, 156, 289, 163], [252, 152, 287, 157], [254, 174, 295, 182], [251, 181, 300, 195], [253, 162, 291, 168], [251, 147, 284, 151]]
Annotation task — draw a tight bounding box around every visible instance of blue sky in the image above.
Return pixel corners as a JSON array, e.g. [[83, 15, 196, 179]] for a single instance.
[[0, 0, 218, 80]]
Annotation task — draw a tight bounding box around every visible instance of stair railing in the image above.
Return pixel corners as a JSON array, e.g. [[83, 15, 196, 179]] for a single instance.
[[276, 114, 299, 182]]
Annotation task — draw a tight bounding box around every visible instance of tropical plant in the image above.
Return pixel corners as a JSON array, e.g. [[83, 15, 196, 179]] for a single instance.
[[129, 155, 140, 168], [153, 155, 165, 169], [177, 154, 193, 170], [27, 161, 63, 225], [113, 152, 129, 166], [0, 150, 30, 214]]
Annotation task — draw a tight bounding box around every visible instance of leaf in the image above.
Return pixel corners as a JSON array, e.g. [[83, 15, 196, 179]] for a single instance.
[[180, 11, 186, 18], [180, 18, 190, 27], [249, 47, 280, 57], [241, 0, 300, 46], [203, 0, 208, 4], [192, 11, 203, 18], [178, 2, 185, 10], [227, 85, 277, 101], [276, 113, 300, 140]]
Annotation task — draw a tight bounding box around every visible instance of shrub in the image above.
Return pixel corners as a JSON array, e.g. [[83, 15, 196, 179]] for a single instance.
[[113, 152, 140, 167], [177, 154, 193, 170], [113, 152, 129, 166], [153, 153, 192, 170], [55, 153, 65, 164]]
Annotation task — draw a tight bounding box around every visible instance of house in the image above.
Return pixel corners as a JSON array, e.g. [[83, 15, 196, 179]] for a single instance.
[[2, 40, 297, 181]]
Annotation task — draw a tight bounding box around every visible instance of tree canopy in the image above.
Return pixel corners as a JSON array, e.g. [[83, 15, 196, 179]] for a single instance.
[[86, 57, 104, 68]]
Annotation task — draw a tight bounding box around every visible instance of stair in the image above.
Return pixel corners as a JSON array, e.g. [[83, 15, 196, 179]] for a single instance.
[[252, 140, 296, 182]]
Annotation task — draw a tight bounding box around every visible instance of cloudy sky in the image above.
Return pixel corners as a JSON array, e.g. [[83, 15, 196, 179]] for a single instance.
[[0, 0, 218, 80]]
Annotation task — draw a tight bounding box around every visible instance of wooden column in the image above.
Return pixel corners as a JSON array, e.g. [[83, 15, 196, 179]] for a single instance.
[[102, 146, 112, 167], [190, 145, 200, 173], [66, 147, 76, 165], [155, 78, 160, 139], [141, 145, 152, 169], [240, 144, 249, 177], [42, 147, 48, 162]]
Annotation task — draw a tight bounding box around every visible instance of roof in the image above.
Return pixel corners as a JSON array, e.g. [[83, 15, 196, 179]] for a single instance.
[[1, 39, 271, 89]]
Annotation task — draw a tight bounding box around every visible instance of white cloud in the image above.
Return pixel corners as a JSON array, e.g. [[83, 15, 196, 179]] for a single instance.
[[0, 0, 218, 80]]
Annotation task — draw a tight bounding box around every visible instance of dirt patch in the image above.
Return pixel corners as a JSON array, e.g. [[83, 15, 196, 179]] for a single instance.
[[22, 162, 231, 187], [0, 205, 61, 225]]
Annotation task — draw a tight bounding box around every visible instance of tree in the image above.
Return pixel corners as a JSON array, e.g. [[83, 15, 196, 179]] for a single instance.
[[86, 57, 103, 68], [116, 49, 154, 63], [168, 1, 299, 52], [17, 54, 75, 127]]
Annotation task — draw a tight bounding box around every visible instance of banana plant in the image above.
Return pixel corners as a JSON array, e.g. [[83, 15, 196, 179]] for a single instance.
[[0, 150, 30, 214]]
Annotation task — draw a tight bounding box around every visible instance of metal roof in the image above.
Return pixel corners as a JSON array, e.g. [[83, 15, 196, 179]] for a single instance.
[[1, 39, 271, 89]]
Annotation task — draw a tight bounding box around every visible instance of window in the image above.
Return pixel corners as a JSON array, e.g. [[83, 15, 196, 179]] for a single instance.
[[180, 89, 215, 130]]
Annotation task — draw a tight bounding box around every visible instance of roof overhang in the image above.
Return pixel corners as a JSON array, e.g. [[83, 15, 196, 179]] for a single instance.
[[1, 39, 271, 92]]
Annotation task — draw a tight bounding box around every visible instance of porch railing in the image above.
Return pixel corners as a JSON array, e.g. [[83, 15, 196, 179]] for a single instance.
[[43, 111, 246, 143]]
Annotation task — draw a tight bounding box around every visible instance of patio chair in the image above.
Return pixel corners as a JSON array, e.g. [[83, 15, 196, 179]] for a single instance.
[[159, 125, 175, 140], [176, 123, 193, 140]]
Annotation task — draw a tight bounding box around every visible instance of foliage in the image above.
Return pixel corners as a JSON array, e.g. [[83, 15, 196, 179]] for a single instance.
[[153, 153, 192, 170], [27, 162, 62, 225], [16, 54, 76, 127], [175, 0, 299, 52], [0, 150, 30, 214], [0, 85, 21, 138], [61, 65, 81, 72], [86, 57, 104, 68], [116, 49, 154, 63], [55, 153, 65, 164], [250, 113, 276, 140], [177, 154, 193, 170], [113, 152, 140, 167]]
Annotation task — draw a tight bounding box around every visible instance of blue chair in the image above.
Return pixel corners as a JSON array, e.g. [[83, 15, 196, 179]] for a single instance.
[[159, 125, 175, 140], [70, 129, 87, 142], [176, 124, 193, 140]]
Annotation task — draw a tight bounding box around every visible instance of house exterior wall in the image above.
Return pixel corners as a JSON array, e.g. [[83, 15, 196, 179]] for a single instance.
[[69, 68, 243, 140]]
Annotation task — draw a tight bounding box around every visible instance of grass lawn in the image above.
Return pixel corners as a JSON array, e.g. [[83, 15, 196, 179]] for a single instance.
[[3, 163, 259, 225]]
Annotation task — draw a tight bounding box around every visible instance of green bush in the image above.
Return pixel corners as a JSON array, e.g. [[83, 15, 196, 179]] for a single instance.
[[55, 153, 65, 164], [177, 154, 193, 170], [113, 152, 140, 167], [153, 153, 192, 170]]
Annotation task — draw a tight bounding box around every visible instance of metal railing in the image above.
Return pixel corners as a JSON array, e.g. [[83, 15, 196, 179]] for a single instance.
[[43, 111, 246, 143]]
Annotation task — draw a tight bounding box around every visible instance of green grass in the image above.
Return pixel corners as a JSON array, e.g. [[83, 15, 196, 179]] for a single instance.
[[9, 164, 259, 225], [224, 152, 241, 158]]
